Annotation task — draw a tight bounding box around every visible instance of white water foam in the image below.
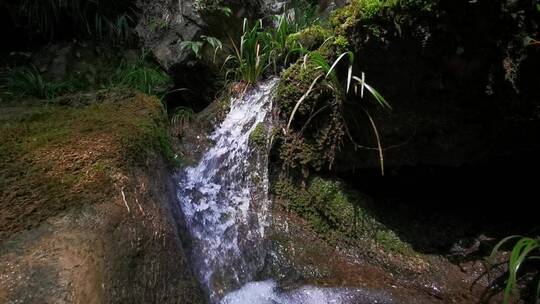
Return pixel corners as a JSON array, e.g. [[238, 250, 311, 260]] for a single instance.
[[221, 280, 394, 304], [177, 79, 277, 302]]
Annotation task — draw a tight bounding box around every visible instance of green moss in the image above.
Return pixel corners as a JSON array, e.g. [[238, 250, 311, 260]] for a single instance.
[[330, 0, 437, 35], [249, 123, 267, 149], [273, 176, 415, 255], [276, 33, 349, 113], [375, 230, 415, 256], [286, 25, 332, 51], [0, 91, 177, 240], [277, 63, 320, 117]]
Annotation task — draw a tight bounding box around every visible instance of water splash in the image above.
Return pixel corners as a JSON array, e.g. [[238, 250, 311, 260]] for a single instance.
[[220, 281, 394, 304]]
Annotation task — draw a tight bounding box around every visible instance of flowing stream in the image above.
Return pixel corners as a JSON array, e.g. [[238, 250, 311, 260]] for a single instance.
[[176, 79, 389, 304]]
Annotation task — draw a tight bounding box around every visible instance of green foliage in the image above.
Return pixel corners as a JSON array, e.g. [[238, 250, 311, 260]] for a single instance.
[[275, 37, 349, 171], [288, 0, 320, 30], [330, 0, 435, 35], [18, 0, 88, 37], [225, 19, 272, 84], [93, 13, 136, 46], [224, 13, 316, 83], [2, 67, 65, 99], [1, 51, 171, 100], [149, 18, 169, 32], [268, 14, 312, 71], [272, 15, 295, 60], [113, 52, 172, 95], [195, 0, 232, 16], [281, 40, 390, 172], [179, 35, 223, 61], [1, 66, 93, 99], [179, 41, 204, 59], [490, 236, 540, 304]]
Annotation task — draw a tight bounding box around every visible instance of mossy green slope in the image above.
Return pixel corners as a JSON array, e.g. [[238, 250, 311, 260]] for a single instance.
[[0, 91, 176, 240]]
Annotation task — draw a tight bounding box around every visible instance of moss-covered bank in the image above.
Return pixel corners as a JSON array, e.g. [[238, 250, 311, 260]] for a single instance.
[[0, 91, 178, 238], [0, 90, 204, 303]]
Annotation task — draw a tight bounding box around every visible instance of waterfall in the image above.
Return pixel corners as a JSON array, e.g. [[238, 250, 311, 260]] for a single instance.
[[177, 79, 277, 302], [176, 79, 389, 304]]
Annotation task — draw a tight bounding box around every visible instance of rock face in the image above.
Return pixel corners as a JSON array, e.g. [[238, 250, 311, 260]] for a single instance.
[[136, 0, 204, 69], [136, 0, 267, 69]]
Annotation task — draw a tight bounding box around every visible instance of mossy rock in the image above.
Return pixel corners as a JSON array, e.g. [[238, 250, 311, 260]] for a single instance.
[[276, 33, 350, 119], [273, 176, 415, 256], [273, 177, 365, 239], [249, 122, 267, 149], [276, 61, 327, 118], [275, 33, 351, 172], [0, 91, 177, 240]]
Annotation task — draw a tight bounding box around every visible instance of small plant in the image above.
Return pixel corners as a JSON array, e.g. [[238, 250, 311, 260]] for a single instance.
[[195, 0, 232, 16], [149, 18, 169, 32], [489, 235, 540, 304], [170, 106, 195, 126], [224, 15, 311, 84], [225, 19, 273, 84], [179, 35, 223, 61], [113, 51, 171, 95], [288, 0, 319, 31], [2, 67, 67, 99], [18, 0, 88, 38], [268, 14, 310, 71]]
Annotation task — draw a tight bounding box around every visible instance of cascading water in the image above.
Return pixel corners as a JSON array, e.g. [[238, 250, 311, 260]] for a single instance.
[[176, 79, 393, 304], [177, 79, 277, 302]]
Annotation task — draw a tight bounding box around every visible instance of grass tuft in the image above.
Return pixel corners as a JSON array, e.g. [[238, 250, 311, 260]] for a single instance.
[[489, 235, 540, 304], [113, 52, 171, 95]]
